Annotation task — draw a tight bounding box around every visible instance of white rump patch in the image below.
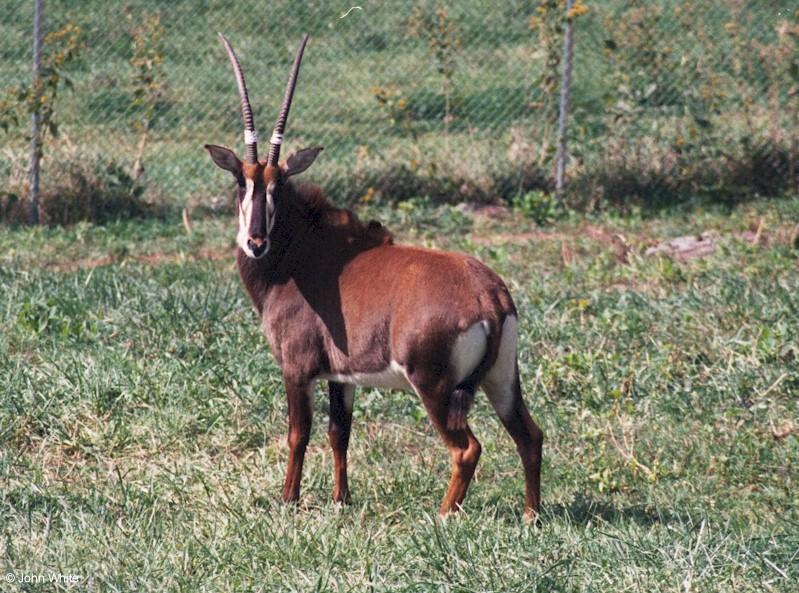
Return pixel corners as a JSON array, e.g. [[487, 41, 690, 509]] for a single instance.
[[450, 320, 490, 385], [320, 360, 412, 392], [482, 316, 518, 419]]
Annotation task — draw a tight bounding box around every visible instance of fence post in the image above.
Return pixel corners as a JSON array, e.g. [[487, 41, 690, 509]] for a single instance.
[[555, 0, 575, 203], [29, 0, 43, 225]]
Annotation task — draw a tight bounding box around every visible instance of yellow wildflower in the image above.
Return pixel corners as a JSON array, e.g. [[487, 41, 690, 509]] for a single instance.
[[566, 1, 589, 20], [360, 187, 376, 203]]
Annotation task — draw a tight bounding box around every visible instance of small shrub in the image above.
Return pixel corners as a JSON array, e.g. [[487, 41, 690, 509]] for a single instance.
[[371, 85, 417, 141], [0, 23, 83, 140], [407, 4, 462, 135], [513, 190, 561, 225], [0, 190, 25, 224], [1, 156, 159, 226], [127, 10, 167, 179], [566, 137, 799, 212]]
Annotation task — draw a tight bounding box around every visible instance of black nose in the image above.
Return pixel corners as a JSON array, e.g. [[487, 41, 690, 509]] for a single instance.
[[247, 239, 267, 257]]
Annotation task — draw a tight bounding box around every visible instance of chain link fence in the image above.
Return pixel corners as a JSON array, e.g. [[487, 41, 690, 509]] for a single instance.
[[1, 1, 797, 223]]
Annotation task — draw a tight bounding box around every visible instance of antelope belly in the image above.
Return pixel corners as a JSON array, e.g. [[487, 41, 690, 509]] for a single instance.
[[318, 320, 489, 392], [319, 361, 412, 391]]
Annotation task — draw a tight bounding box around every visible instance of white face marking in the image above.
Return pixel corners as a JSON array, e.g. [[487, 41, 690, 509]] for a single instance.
[[266, 183, 276, 233], [237, 178, 256, 256], [237, 179, 276, 259], [482, 315, 519, 420], [319, 361, 412, 392]]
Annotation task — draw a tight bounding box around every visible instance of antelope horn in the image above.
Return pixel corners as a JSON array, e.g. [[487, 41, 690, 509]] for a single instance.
[[267, 34, 310, 166], [218, 33, 258, 164]]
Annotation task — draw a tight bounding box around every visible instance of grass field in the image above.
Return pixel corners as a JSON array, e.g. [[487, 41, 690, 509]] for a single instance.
[[2, 1, 797, 589], [1, 194, 797, 591]]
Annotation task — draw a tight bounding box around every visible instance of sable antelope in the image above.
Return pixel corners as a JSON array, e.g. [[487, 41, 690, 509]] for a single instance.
[[205, 34, 544, 519]]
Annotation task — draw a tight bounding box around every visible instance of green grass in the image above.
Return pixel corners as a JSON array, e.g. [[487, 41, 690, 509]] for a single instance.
[[1, 196, 798, 591]]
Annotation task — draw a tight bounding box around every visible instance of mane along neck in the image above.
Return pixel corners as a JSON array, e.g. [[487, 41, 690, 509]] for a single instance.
[[236, 181, 393, 311], [284, 182, 393, 248]]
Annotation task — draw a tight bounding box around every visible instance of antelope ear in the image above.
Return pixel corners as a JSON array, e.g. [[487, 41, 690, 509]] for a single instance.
[[205, 144, 242, 179], [284, 146, 323, 177]]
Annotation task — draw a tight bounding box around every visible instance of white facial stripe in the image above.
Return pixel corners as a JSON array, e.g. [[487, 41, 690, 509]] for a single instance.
[[237, 178, 255, 255], [266, 181, 276, 234], [237, 177, 277, 259], [243, 178, 255, 210]]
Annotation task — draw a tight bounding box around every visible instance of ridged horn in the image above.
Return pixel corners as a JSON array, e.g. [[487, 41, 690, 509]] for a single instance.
[[218, 33, 258, 164], [267, 34, 310, 166]]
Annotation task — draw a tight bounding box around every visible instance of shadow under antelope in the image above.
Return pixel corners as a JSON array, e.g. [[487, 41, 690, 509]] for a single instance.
[[205, 34, 544, 519]]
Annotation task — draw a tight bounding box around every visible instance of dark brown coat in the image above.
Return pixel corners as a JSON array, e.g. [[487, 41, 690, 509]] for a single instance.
[[229, 169, 542, 518]]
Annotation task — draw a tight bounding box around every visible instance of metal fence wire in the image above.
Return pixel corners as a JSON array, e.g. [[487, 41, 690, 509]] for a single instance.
[[1, 0, 797, 220]]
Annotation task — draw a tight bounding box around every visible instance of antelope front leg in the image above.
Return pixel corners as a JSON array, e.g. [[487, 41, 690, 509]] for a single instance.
[[328, 382, 354, 503], [282, 379, 313, 503]]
